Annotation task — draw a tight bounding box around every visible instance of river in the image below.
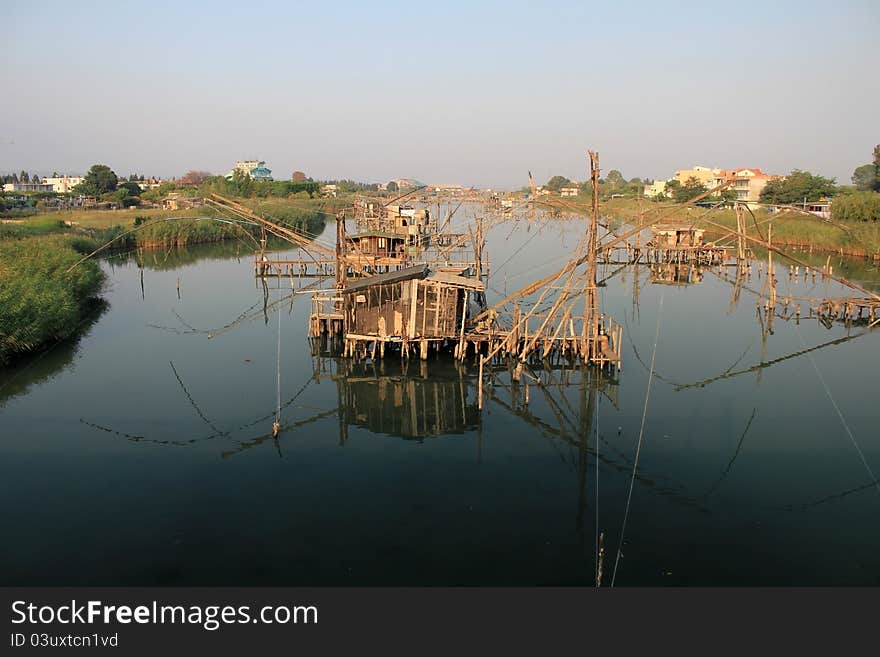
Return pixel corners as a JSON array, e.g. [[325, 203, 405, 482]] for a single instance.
[[1, 209, 879, 585]]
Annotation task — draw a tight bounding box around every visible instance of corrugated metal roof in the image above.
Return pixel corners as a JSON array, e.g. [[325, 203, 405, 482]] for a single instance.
[[344, 265, 428, 293], [425, 271, 485, 291]]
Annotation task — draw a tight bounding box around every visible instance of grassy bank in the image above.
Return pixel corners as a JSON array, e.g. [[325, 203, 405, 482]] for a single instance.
[[543, 197, 880, 257], [0, 195, 344, 363], [0, 235, 106, 364], [7, 196, 343, 249]]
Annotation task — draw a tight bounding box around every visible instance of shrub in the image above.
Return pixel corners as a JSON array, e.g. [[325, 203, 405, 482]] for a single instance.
[[0, 236, 105, 363], [831, 191, 880, 222]]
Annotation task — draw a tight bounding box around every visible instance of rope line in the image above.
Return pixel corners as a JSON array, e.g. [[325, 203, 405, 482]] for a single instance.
[[795, 324, 880, 495], [612, 291, 664, 586], [274, 290, 283, 436]]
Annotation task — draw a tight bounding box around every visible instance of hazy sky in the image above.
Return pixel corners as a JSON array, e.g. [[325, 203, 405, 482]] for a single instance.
[[3, 0, 878, 188]]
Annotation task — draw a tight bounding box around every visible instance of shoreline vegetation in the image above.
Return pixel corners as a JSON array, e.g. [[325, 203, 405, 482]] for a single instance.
[[546, 197, 880, 259], [0, 196, 342, 363], [0, 235, 105, 364]]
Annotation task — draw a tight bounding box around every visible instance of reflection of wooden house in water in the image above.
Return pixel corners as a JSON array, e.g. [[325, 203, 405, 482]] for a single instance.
[[340, 369, 480, 440], [650, 263, 704, 286]]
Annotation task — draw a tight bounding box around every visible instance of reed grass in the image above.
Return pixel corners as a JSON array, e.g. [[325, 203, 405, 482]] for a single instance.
[[0, 235, 106, 364]]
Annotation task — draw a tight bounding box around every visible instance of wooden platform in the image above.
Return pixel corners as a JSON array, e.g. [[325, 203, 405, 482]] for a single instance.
[[255, 254, 488, 278]]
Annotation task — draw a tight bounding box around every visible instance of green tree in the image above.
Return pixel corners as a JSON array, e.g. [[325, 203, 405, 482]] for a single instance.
[[545, 175, 572, 191], [231, 169, 254, 197], [119, 181, 142, 197], [852, 164, 876, 191], [107, 187, 139, 207], [605, 170, 625, 189], [759, 170, 837, 204], [673, 176, 708, 203], [20, 170, 29, 183], [387, 181, 399, 192], [718, 189, 737, 203], [831, 191, 880, 222], [664, 179, 681, 196], [74, 164, 119, 196], [873, 144, 880, 192]]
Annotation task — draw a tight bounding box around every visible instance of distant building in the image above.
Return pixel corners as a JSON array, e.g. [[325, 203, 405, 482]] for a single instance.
[[559, 187, 579, 197], [389, 178, 424, 190], [643, 180, 671, 198], [674, 166, 719, 188], [321, 184, 338, 198], [227, 160, 273, 181], [234, 160, 263, 174], [292, 171, 307, 182], [3, 181, 54, 193], [133, 177, 162, 190], [666, 165, 782, 205], [162, 193, 204, 211], [42, 176, 84, 193], [249, 166, 273, 181], [731, 168, 782, 204]]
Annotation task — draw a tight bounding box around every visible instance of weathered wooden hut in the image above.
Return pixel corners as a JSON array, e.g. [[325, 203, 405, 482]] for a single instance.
[[346, 230, 406, 258], [647, 223, 724, 264], [355, 204, 432, 246], [340, 264, 484, 359], [651, 224, 705, 248]]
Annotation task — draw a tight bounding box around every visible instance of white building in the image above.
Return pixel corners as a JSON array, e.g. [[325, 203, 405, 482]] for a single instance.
[[42, 176, 85, 193], [234, 160, 264, 174], [227, 160, 272, 181], [3, 181, 55, 193], [643, 180, 672, 198], [560, 187, 579, 197]]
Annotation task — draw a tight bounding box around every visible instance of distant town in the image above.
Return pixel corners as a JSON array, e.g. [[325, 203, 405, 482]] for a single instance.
[[3, 147, 879, 227]]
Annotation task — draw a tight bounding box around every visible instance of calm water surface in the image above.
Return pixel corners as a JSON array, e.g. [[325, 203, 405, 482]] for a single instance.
[[2, 211, 879, 585]]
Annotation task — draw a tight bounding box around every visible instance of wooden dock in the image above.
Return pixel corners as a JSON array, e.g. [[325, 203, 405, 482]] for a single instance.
[[255, 253, 487, 278]]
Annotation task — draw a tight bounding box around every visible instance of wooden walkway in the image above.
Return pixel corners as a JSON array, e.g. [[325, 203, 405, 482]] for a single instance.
[[255, 254, 488, 278]]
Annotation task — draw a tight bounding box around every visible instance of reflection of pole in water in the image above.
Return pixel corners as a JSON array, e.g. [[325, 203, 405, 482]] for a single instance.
[[632, 263, 641, 322], [728, 264, 745, 315], [262, 277, 269, 325], [576, 365, 599, 584]]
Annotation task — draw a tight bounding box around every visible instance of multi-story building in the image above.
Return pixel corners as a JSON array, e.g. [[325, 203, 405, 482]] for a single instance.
[[41, 175, 85, 193], [730, 168, 781, 204], [669, 166, 782, 205], [643, 180, 672, 198], [228, 160, 273, 181], [3, 181, 55, 193], [674, 166, 719, 188]]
